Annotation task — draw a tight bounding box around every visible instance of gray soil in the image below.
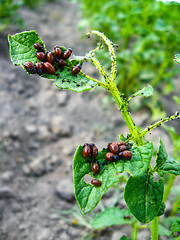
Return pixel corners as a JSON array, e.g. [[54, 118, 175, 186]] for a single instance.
[[0, 1, 179, 239]]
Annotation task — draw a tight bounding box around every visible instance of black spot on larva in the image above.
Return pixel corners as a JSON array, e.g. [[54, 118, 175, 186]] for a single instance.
[[67, 80, 70, 83], [62, 80, 65, 83], [76, 84, 80, 87]]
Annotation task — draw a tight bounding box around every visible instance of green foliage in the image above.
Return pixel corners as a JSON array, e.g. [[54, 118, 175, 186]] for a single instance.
[[157, 156, 180, 176], [128, 84, 154, 101], [8, 31, 97, 92], [0, 0, 23, 31], [124, 174, 164, 223], [73, 143, 153, 214], [170, 207, 180, 233], [155, 138, 168, 168], [0, 0, 56, 31], [77, 0, 180, 96], [8, 29, 180, 238], [158, 224, 172, 236], [90, 207, 133, 230]]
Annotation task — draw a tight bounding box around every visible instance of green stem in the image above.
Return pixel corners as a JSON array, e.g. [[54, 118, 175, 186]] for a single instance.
[[90, 30, 117, 83], [109, 82, 143, 145], [176, 235, 180, 240], [163, 175, 176, 203], [151, 217, 159, 240], [81, 72, 109, 90], [171, 195, 180, 216], [88, 55, 110, 83], [140, 112, 180, 139], [132, 221, 138, 240]]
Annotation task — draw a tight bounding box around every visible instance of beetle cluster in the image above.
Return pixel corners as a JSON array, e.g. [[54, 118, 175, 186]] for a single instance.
[[82, 141, 132, 188], [23, 42, 82, 76], [82, 143, 102, 187], [105, 141, 132, 161]]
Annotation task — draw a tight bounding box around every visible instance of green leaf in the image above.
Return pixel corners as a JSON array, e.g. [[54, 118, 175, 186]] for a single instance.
[[73, 142, 153, 214], [157, 156, 180, 176], [120, 236, 131, 240], [124, 174, 164, 223], [8, 30, 97, 93], [157, 202, 166, 217], [177, 207, 180, 215], [128, 85, 154, 101], [8, 30, 45, 65], [155, 138, 168, 169], [158, 224, 172, 236], [171, 219, 180, 232], [54, 70, 97, 92], [173, 96, 180, 106], [161, 216, 180, 228], [174, 54, 180, 65], [91, 207, 133, 229]]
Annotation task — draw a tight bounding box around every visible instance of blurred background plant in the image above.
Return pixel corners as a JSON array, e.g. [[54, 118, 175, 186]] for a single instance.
[[75, 0, 180, 119], [0, 0, 57, 31]]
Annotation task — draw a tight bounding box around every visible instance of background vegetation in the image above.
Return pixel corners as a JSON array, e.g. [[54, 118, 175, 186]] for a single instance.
[[77, 0, 180, 117]]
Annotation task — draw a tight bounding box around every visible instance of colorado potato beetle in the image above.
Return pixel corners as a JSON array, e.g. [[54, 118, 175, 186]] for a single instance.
[[34, 42, 44, 52], [63, 48, 72, 60], [24, 62, 36, 74], [119, 145, 129, 152], [91, 179, 102, 187], [108, 142, 119, 154], [43, 62, 56, 75], [58, 59, 67, 67], [46, 52, 55, 64], [82, 144, 91, 158], [35, 62, 43, 75], [119, 150, 132, 160], [72, 65, 81, 75], [92, 162, 100, 174], [54, 46, 62, 59], [90, 143, 98, 159], [36, 52, 46, 62]]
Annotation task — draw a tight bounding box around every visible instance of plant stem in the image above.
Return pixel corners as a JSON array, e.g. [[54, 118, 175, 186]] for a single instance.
[[109, 82, 143, 145], [171, 195, 180, 216], [163, 175, 176, 203], [176, 235, 180, 240], [151, 217, 159, 240], [132, 221, 138, 240]]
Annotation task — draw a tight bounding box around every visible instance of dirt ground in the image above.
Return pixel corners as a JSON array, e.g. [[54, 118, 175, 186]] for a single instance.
[[0, 1, 179, 239]]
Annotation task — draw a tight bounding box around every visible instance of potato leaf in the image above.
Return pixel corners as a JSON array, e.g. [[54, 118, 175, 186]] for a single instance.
[[124, 174, 164, 223], [73, 142, 153, 214], [8, 30, 97, 92], [128, 85, 154, 101], [157, 156, 180, 176], [91, 207, 133, 230]]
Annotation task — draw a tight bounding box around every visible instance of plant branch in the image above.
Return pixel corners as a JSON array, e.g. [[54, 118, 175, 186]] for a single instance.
[[163, 175, 176, 203], [171, 195, 180, 216], [81, 72, 109, 90], [87, 54, 110, 83], [132, 220, 138, 240], [88, 30, 117, 83], [151, 217, 159, 240], [140, 112, 180, 138]]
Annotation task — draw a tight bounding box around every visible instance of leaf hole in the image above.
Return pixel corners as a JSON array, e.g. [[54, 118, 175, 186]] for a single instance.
[[83, 174, 94, 184]]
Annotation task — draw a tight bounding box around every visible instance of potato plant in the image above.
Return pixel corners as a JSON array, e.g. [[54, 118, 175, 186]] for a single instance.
[[8, 30, 180, 239]]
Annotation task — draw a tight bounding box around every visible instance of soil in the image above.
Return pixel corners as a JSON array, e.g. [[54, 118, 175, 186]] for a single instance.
[[0, 1, 179, 239]]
